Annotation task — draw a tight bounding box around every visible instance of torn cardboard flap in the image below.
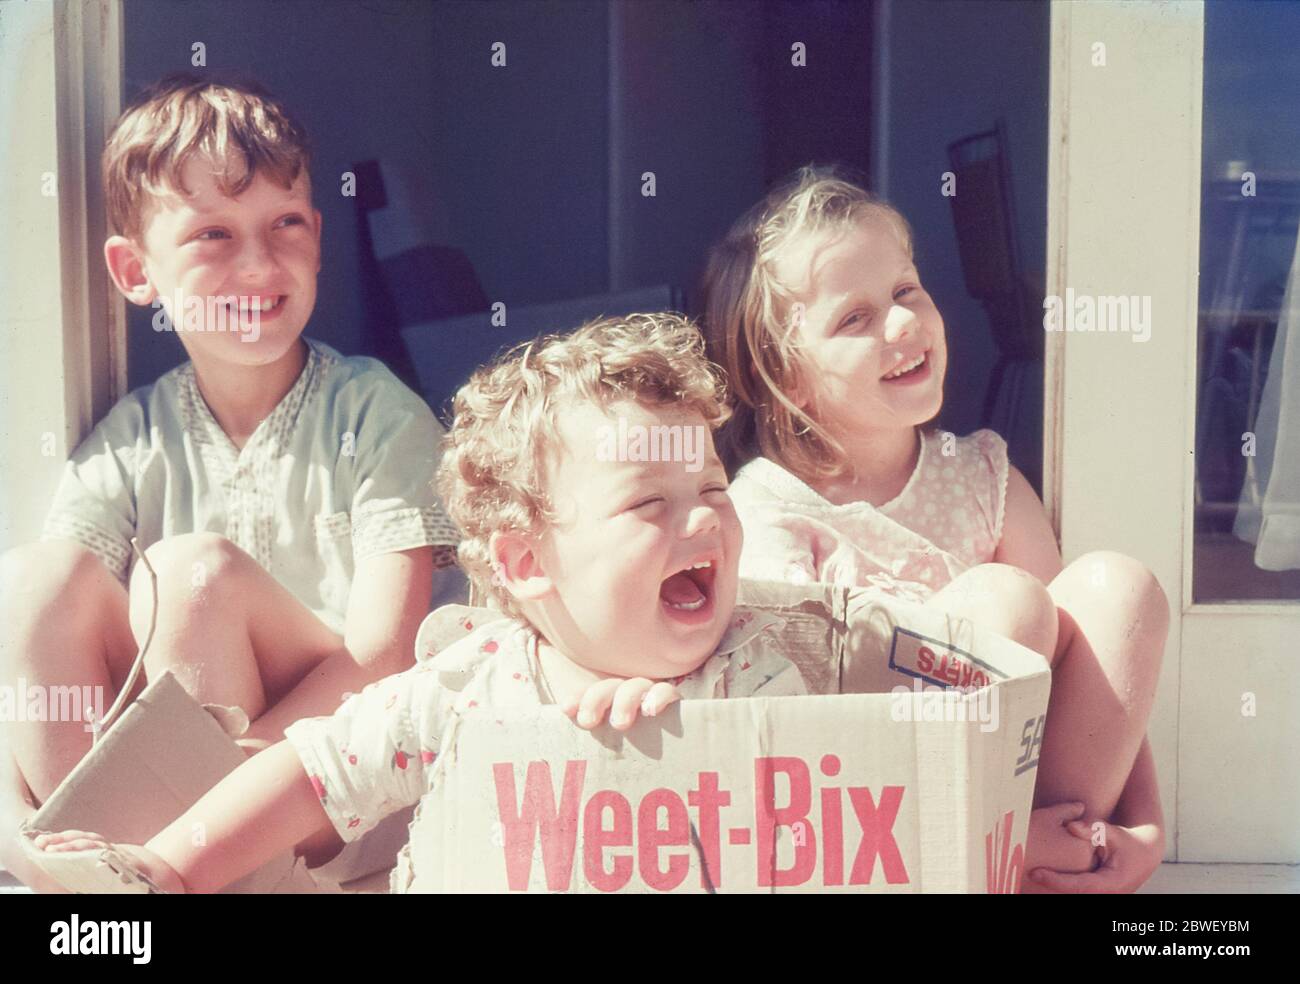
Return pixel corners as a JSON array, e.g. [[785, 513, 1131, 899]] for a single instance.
[[18, 671, 335, 894]]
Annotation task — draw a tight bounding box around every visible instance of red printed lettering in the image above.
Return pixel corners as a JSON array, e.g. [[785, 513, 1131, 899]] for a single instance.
[[583, 789, 633, 892], [917, 645, 935, 674], [847, 785, 908, 884], [687, 771, 730, 889], [491, 756, 913, 892], [637, 789, 690, 891], [492, 760, 586, 891], [820, 755, 844, 886], [755, 756, 817, 887], [985, 809, 1024, 893]]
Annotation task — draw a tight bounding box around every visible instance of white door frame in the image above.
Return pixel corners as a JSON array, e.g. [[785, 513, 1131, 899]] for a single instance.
[[0, 0, 126, 552], [1047, 0, 1299, 862]]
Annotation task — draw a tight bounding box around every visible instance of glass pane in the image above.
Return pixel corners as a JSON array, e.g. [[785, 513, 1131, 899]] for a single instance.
[[1194, 0, 1300, 602]]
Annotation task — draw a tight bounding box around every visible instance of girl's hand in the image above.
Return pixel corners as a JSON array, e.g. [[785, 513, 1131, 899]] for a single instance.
[[1028, 818, 1165, 893], [33, 829, 187, 894], [1023, 802, 1099, 880], [562, 677, 681, 731]]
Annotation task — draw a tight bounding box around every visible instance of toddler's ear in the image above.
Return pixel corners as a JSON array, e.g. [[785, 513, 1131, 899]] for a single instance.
[[489, 531, 553, 602]]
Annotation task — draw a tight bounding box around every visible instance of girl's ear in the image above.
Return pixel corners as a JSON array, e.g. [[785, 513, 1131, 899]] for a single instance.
[[489, 530, 553, 602], [787, 377, 809, 411], [782, 361, 813, 412]]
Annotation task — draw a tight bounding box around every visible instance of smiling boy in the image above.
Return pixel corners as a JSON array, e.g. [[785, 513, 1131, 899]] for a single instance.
[[0, 75, 460, 889]]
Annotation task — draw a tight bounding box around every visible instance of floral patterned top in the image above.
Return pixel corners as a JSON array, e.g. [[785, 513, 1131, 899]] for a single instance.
[[283, 605, 806, 847], [727, 428, 1010, 602]]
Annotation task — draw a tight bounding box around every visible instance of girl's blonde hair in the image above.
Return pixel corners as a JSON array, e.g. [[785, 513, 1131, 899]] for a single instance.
[[437, 313, 730, 616], [700, 164, 913, 481], [102, 73, 312, 242]]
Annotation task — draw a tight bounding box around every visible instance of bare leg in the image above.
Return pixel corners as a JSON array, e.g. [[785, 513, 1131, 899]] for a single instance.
[[127, 533, 346, 721], [1037, 551, 1168, 821], [0, 542, 138, 805], [929, 554, 1169, 893], [926, 563, 1098, 881], [0, 541, 138, 890], [2, 535, 347, 890], [0, 746, 68, 893], [927, 562, 1059, 659]]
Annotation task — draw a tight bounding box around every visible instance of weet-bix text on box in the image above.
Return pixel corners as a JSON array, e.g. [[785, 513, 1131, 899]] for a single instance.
[[401, 581, 1050, 893]]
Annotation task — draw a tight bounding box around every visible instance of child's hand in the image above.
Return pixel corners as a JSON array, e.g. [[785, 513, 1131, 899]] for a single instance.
[[1028, 818, 1164, 894], [33, 830, 187, 894], [562, 677, 680, 731], [1021, 802, 1098, 891]]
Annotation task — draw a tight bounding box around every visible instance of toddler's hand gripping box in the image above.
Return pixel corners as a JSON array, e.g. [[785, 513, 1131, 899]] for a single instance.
[[400, 580, 1050, 893]]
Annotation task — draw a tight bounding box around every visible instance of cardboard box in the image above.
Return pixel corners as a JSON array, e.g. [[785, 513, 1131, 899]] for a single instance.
[[402, 581, 1051, 893]]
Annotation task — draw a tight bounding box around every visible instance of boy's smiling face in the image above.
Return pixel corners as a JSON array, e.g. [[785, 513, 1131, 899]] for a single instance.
[[774, 214, 948, 434], [108, 154, 321, 369], [499, 398, 742, 681]]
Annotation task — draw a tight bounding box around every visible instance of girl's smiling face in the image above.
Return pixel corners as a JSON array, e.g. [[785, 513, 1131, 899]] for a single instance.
[[773, 215, 947, 436]]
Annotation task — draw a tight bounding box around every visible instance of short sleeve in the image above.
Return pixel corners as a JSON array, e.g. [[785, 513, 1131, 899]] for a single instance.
[[40, 401, 143, 583], [345, 379, 460, 569], [283, 660, 453, 843]]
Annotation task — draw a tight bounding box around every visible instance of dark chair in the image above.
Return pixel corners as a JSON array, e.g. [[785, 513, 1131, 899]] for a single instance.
[[946, 119, 1044, 492], [352, 159, 490, 392], [401, 286, 685, 419]]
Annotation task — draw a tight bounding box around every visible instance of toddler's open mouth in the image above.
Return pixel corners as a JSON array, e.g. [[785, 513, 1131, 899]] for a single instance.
[[659, 556, 716, 623]]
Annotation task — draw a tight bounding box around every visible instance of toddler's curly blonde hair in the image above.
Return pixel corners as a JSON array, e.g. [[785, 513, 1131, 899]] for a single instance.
[[438, 313, 730, 615]]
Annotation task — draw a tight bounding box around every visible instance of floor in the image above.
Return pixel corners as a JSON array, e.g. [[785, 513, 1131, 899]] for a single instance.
[[4, 863, 1297, 894], [1137, 862, 1300, 894]]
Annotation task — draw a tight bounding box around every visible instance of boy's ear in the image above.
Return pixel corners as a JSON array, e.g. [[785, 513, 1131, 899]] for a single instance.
[[489, 530, 553, 602], [103, 236, 158, 306]]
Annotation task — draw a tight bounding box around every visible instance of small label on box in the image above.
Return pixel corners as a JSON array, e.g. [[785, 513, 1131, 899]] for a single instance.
[[888, 627, 1005, 690]]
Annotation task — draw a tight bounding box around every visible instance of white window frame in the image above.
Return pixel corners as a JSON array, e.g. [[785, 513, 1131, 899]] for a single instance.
[[0, 0, 125, 553]]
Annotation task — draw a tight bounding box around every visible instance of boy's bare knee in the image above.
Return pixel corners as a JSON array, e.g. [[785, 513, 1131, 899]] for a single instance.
[[135, 533, 245, 601], [1, 541, 106, 604], [129, 534, 247, 649], [1, 543, 116, 672]]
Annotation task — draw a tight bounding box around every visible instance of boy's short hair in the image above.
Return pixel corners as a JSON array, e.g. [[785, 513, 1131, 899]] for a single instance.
[[438, 313, 730, 615], [102, 73, 312, 242], [699, 164, 913, 480]]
